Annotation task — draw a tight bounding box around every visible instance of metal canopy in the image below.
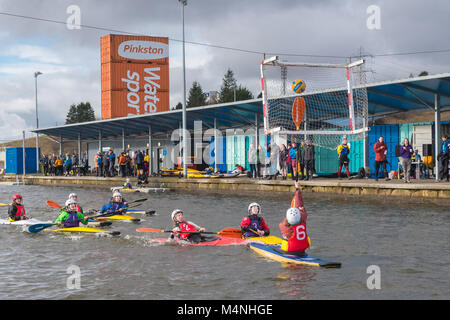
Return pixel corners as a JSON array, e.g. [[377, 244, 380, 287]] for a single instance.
[[33, 99, 264, 140], [33, 73, 450, 140]]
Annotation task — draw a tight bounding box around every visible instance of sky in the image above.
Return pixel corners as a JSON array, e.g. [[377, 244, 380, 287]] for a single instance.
[[0, 0, 450, 141]]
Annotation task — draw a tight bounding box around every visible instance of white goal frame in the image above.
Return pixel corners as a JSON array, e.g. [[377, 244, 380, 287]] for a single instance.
[[260, 56, 368, 136]]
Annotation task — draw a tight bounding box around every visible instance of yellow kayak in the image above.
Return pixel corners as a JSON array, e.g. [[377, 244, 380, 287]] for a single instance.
[[46, 226, 120, 235], [97, 214, 140, 222], [246, 236, 283, 245]]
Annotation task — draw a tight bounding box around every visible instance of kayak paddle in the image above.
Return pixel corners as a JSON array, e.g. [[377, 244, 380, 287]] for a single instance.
[[136, 227, 243, 238], [46, 200, 62, 209], [28, 223, 57, 233]]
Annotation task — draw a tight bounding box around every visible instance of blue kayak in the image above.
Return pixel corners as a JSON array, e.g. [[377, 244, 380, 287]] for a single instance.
[[249, 242, 341, 268]]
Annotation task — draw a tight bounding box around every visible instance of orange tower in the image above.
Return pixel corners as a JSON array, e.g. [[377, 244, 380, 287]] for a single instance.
[[101, 34, 170, 119]]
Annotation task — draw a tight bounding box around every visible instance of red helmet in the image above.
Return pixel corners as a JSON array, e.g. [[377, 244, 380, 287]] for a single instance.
[[13, 194, 22, 201]]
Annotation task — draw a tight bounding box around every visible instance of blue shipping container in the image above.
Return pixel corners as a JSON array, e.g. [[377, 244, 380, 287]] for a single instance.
[[6, 147, 40, 174]]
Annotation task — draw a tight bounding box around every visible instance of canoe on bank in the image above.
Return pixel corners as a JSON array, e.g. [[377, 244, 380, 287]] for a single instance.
[[249, 242, 341, 268], [149, 235, 248, 246]]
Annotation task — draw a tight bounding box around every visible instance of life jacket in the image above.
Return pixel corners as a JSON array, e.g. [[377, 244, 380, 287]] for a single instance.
[[9, 204, 26, 221], [15, 204, 26, 217], [64, 211, 80, 228], [281, 221, 310, 253], [107, 201, 125, 213], [176, 221, 199, 240], [241, 215, 264, 238], [339, 144, 350, 157]]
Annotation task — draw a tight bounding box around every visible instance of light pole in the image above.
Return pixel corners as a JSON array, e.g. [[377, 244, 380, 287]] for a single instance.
[[179, 0, 187, 178], [34, 71, 42, 174]]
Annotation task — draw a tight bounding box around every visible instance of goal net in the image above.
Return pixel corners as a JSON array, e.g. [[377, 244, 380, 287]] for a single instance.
[[260, 56, 369, 149]]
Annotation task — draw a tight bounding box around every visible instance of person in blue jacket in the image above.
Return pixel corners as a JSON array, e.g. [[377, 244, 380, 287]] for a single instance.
[[438, 135, 450, 182], [100, 192, 127, 215], [64, 154, 73, 176], [289, 142, 298, 180]]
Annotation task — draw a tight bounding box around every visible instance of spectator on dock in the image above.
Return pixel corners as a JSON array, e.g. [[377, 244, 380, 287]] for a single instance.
[[257, 145, 266, 179], [337, 138, 352, 180], [49, 154, 56, 176], [289, 142, 298, 180], [298, 141, 305, 180], [55, 157, 63, 176], [399, 138, 415, 183], [64, 154, 72, 176], [268, 142, 280, 180], [109, 149, 116, 177], [303, 140, 315, 181], [125, 151, 133, 177], [135, 149, 144, 172], [438, 135, 450, 182], [144, 151, 150, 175], [80, 152, 89, 176], [279, 144, 288, 180], [248, 143, 257, 179], [103, 152, 110, 177], [118, 152, 127, 177], [41, 154, 49, 176], [374, 136, 389, 181], [95, 152, 103, 177]]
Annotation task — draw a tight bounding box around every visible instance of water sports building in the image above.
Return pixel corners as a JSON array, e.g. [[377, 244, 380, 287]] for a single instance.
[[33, 73, 450, 180]]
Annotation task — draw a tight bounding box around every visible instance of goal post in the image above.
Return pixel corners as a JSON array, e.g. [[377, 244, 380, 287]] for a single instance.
[[260, 56, 369, 149]]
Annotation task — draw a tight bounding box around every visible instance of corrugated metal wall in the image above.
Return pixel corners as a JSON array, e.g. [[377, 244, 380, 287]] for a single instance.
[[368, 124, 399, 176]]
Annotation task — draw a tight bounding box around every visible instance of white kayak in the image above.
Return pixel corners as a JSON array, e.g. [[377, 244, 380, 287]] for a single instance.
[[0, 218, 51, 226]]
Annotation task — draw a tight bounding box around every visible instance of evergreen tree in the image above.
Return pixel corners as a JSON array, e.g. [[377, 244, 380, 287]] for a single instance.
[[65, 102, 95, 124], [235, 85, 254, 101], [218, 69, 253, 103], [218, 69, 237, 103], [187, 81, 207, 108], [175, 102, 183, 110]]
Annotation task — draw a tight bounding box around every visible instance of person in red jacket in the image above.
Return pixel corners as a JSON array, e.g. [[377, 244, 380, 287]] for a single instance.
[[8, 194, 29, 221], [240, 202, 270, 238], [373, 136, 389, 181], [171, 209, 206, 243], [278, 181, 309, 254]]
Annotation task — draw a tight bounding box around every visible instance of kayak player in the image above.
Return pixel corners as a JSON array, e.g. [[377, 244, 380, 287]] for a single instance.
[[110, 188, 128, 206], [171, 209, 207, 243], [123, 178, 132, 189], [100, 192, 128, 215], [8, 194, 29, 221], [278, 181, 309, 254], [67, 193, 83, 214], [240, 202, 270, 238], [55, 199, 89, 227]]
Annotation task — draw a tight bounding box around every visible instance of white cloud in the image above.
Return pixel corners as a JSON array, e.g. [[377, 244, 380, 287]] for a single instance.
[[2, 44, 62, 64], [0, 111, 33, 141]]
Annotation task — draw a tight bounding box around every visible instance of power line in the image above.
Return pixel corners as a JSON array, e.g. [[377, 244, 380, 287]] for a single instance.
[[1, 11, 450, 60]]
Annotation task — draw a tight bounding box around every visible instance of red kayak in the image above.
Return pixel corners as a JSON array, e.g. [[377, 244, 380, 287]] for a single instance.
[[149, 235, 248, 246]]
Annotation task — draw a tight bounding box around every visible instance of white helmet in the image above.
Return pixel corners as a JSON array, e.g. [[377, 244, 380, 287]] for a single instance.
[[248, 202, 261, 214], [286, 207, 301, 225], [69, 193, 78, 199], [171, 209, 183, 221], [65, 198, 77, 207], [113, 192, 122, 198]]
